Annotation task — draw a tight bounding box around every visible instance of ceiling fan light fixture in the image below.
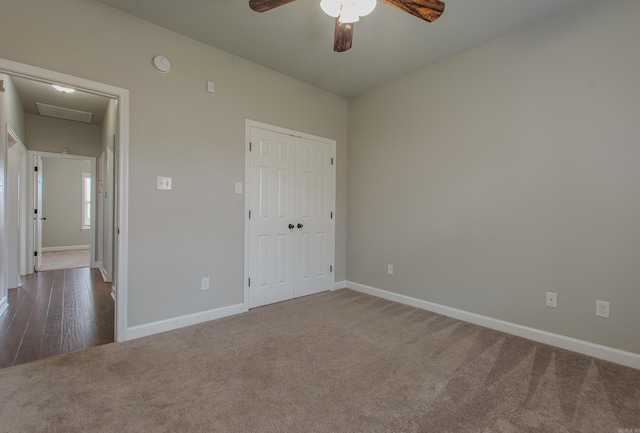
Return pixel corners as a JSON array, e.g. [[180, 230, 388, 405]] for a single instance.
[[252, 0, 444, 53], [321, 0, 376, 22], [52, 84, 75, 94]]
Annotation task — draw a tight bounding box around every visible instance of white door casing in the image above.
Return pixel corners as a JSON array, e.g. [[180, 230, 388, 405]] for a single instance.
[[33, 155, 43, 272], [6, 125, 27, 287], [246, 122, 335, 309]]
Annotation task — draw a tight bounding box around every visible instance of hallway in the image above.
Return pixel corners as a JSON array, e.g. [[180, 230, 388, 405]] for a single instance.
[[0, 267, 114, 368]]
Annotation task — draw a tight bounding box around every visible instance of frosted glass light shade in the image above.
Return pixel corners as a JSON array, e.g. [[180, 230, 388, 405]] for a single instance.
[[52, 85, 75, 94], [339, 7, 360, 23], [320, 0, 341, 17], [353, 0, 376, 17], [321, 0, 377, 21]]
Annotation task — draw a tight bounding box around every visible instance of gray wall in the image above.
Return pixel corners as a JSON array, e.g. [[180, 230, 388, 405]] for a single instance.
[[26, 113, 102, 157], [0, 0, 348, 327], [41, 157, 92, 249], [0, 75, 26, 141], [348, 0, 640, 354]]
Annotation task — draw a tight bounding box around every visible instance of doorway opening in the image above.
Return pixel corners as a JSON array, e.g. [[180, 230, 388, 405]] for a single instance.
[[31, 152, 97, 273], [0, 58, 130, 357]]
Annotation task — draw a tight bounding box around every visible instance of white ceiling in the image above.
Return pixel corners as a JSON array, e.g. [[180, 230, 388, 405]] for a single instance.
[[94, 0, 592, 99]]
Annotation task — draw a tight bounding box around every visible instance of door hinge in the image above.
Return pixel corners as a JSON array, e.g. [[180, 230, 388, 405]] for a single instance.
[[34, 166, 38, 172], [249, 210, 252, 219], [117, 227, 120, 235], [34, 208, 38, 215], [249, 142, 252, 152], [330, 211, 333, 219], [248, 278, 251, 287], [330, 265, 333, 273], [34, 251, 38, 257], [331, 157, 334, 165]]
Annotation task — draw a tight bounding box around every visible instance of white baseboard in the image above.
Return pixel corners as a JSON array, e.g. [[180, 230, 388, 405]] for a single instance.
[[333, 280, 346, 291], [98, 265, 111, 283], [124, 303, 248, 341], [42, 245, 90, 252], [346, 281, 640, 370], [0, 296, 8, 318]]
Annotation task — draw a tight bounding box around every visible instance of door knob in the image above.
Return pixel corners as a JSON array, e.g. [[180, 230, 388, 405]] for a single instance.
[[297, 223, 303, 229], [288, 224, 295, 230]]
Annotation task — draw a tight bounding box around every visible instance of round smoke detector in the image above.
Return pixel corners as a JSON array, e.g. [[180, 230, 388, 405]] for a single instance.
[[152, 55, 171, 73]]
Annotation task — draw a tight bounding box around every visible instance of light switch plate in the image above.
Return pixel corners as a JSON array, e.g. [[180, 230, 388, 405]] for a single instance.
[[207, 81, 215, 94], [235, 182, 243, 194], [201, 277, 210, 290], [157, 176, 172, 190]]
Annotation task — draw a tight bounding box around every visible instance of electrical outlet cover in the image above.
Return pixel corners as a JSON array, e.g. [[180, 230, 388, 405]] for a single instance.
[[157, 176, 172, 190], [596, 300, 610, 318]]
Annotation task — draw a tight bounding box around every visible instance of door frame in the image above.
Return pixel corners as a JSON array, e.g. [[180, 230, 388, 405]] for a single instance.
[[243, 119, 336, 310], [32, 154, 43, 272], [5, 124, 27, 288], [0, 57, 130, 342]]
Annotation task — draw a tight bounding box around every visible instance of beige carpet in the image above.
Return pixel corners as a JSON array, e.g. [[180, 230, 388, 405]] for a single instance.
[[0, 289, 638, 433], [39, 249, 90, 271]]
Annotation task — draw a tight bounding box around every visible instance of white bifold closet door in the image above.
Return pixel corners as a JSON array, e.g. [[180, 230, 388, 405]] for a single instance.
[[248, 126, 335, 308]]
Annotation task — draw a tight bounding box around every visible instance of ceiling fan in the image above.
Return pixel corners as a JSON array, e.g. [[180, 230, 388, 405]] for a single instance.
[[249, 0, 445, 52]]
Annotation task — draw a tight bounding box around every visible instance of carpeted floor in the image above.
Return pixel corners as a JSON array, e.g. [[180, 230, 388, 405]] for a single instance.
[[39, 249, 90, 271], [0, 289, 638, 433]]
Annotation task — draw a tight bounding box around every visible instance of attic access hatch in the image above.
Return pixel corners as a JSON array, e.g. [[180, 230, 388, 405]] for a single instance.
[[36, 102, 93, 123]]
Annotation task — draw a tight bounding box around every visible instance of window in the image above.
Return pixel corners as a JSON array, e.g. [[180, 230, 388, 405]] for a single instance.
[[82, 172, 91, 230]]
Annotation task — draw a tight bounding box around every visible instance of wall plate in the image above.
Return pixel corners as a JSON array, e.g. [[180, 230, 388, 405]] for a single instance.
[[157, 176, 172, 190]]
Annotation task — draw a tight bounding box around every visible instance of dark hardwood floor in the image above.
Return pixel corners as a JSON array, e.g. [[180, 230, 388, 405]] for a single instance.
[[0, 267, 114, 369]]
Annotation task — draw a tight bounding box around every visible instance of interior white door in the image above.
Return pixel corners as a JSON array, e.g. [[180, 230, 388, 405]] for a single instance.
[[248, 127, 297, 308], [97, 153, 105, 268], [33, 155, 43, 272], [294, 137, 335, 298], [248, 125, 335, 308], [104, 147, 114, 283]]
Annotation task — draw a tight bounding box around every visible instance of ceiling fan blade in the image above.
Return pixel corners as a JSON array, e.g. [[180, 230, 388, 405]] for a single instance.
[[249, 0, 296, 13], [334, 19, 354, 52], [379, 0, 445, 22]]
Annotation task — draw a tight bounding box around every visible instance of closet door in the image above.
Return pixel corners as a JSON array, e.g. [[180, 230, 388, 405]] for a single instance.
[[248, 127, 296, 308], [248, 125, 335, 308], [294, 137, 334, 298]]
